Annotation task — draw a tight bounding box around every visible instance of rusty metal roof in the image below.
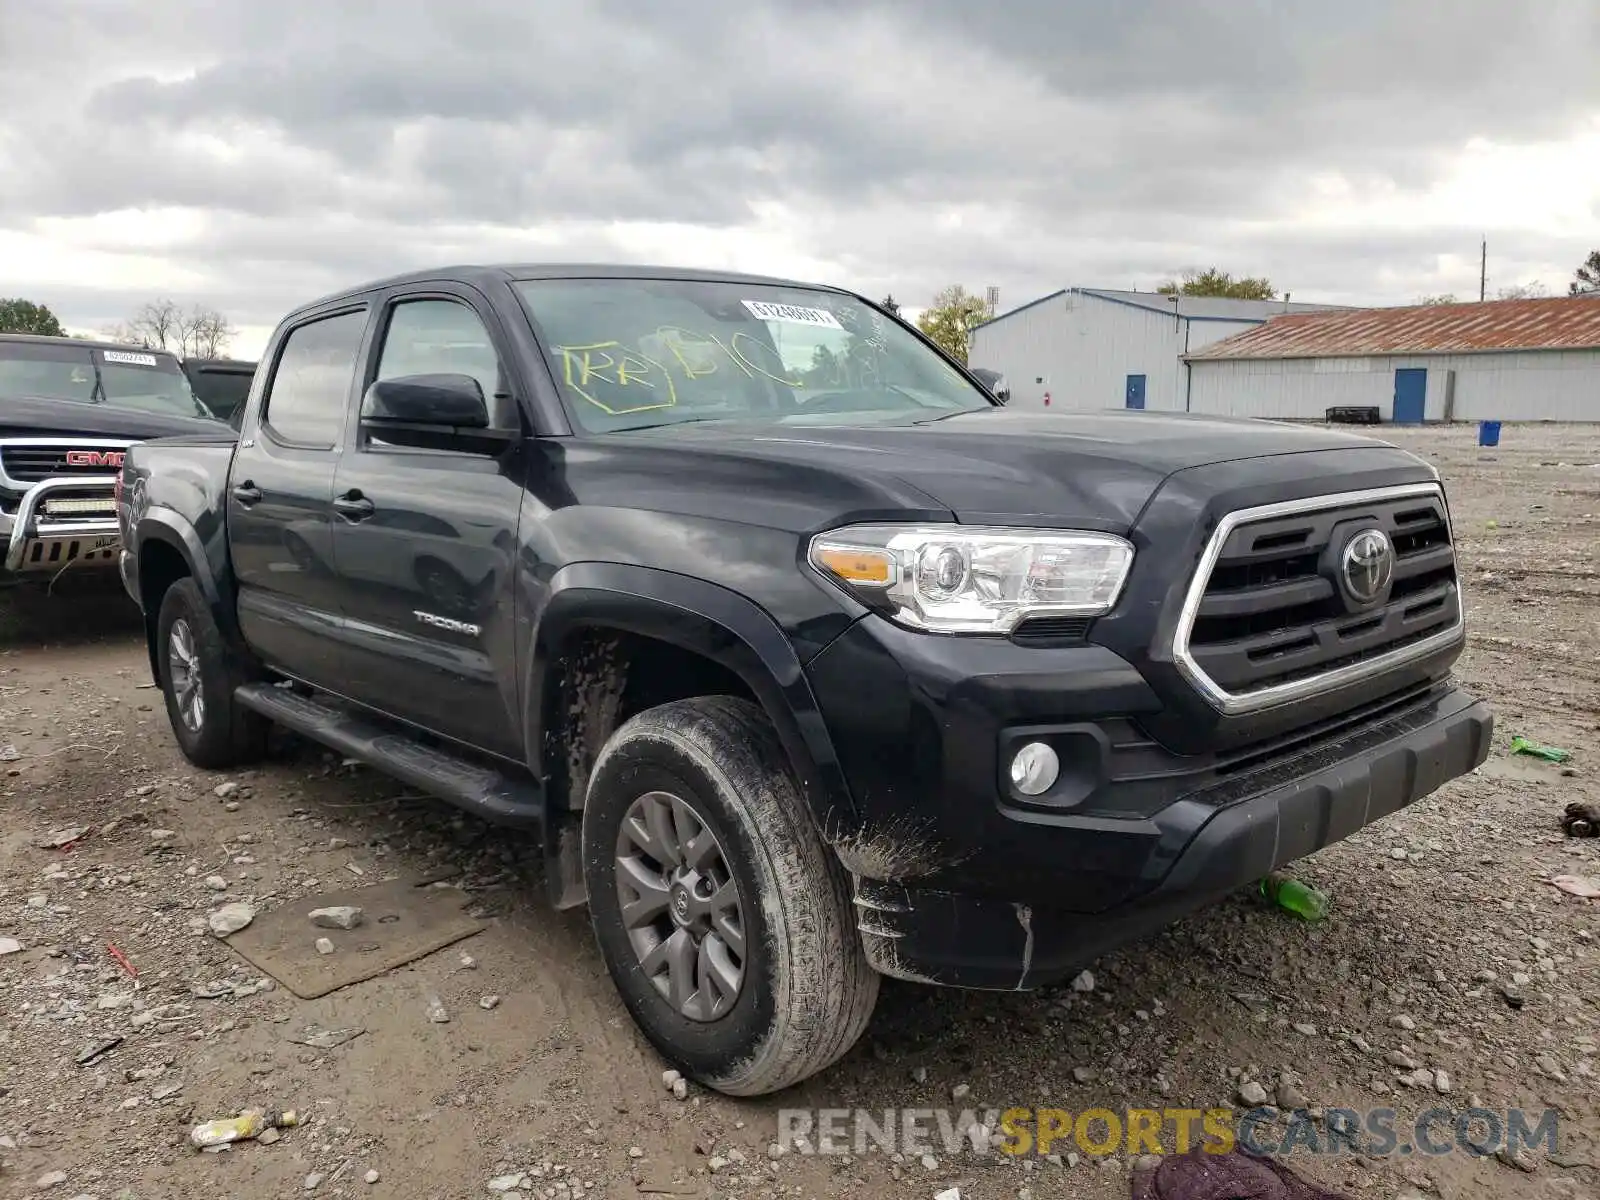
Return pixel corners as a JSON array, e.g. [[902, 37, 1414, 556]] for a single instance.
[[1187, 294, 1600, 360]]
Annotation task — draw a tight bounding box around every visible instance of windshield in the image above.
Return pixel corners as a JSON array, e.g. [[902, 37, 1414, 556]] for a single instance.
[[515, 278, 994, 433], [0, 341, 215, 420]]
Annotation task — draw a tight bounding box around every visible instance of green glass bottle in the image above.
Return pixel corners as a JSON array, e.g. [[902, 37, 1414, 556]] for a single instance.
[[1258, 871, 1330, 921]]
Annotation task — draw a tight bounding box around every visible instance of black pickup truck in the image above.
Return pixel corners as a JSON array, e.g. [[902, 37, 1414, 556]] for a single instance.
[[118, 264, 1491, 1095], [0, 335, 224, 584]]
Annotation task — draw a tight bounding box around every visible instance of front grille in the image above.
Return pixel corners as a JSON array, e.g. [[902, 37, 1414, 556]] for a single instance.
[[0, 442, 127, 485], [1175, 484, 1462, 713]]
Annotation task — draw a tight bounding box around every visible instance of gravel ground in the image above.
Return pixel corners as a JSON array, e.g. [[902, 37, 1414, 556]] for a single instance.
[[1, 422, 1597, 1200]]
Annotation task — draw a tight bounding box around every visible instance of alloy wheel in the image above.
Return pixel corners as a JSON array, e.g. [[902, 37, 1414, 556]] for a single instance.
[[167, 618, 205, 733], [614, 790, 746, 1022]]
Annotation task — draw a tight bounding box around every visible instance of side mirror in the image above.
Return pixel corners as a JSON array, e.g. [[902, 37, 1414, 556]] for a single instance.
[[362, 373, 490, 428], [995, 386, 1010, 404], [359, 373, 517, 453]]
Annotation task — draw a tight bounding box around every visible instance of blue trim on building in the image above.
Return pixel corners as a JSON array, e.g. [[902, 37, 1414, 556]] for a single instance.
[[1078, 289, 1273, 325], [972, 289, 1067, 331]]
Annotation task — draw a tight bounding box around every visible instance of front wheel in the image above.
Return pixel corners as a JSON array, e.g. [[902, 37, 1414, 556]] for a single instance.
[[156, 577, 268, 769], [582, 696, 879, 1096]]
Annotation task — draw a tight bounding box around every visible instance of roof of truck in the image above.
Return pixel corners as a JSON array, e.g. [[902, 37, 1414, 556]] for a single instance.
[[182, 357, 257, 373], [0, 333, 182, 357], [289, 262, 837, 318]]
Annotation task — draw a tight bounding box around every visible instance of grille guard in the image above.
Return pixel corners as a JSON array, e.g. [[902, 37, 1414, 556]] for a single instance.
[[5, 476, 122, 572]]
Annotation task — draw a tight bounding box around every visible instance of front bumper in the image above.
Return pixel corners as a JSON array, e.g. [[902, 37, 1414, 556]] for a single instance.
[[2, 478, 122, 577], [804, 615, 1491, 991]]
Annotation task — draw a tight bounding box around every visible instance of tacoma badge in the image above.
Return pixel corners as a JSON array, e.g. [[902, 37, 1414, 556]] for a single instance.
[[413, 610, 481, 637]]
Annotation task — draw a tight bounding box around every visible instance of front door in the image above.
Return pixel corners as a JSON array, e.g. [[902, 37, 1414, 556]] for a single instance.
[[1393, 368, 1427, 424], [329, 291, 526, 759], [229, 306, 370, 687], [1125, 374, 1147, 409]]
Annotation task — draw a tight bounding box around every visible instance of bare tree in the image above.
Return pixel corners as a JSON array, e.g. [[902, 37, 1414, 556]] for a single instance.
[[103, 299, 236, 357], [179, 306, 237, 358], [111, 299, 185, 351], [1494, 280, 1548, 301]]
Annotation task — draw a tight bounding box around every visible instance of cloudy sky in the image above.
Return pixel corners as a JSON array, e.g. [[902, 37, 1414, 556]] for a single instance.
[[3, 1, 1598, 358]]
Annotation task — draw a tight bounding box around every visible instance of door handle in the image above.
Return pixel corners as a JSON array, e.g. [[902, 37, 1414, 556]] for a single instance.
[[333, 491, 376, 522], [231, 482, 263, 506]]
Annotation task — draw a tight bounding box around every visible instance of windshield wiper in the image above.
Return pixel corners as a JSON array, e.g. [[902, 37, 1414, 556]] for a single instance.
[[912, 406, 988, 425], [612, 416, 736, 433]]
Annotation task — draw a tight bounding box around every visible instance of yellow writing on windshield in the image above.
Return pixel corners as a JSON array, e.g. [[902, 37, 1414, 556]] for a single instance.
[[555, 341, 677, 415], [554, 326, 811, 418]]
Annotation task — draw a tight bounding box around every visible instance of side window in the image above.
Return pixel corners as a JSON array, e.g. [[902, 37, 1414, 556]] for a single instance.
[[376, 299, 504, 410], [262, 310, 367, 448]]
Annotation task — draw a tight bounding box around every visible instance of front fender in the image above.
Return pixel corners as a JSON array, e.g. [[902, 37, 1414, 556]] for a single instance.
[[527, 562, 859, 834]]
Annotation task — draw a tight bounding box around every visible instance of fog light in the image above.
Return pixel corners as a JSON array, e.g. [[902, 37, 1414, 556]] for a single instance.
[[1010, 741, 1059, 796]]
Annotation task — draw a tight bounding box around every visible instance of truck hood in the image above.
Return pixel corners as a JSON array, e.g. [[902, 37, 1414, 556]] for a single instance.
[[0, 393, 229, 441], [625, 409, 1400, 530]]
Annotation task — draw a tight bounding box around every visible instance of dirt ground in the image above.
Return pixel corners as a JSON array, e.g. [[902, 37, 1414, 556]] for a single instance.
[[1, 421, 1597, 1200]]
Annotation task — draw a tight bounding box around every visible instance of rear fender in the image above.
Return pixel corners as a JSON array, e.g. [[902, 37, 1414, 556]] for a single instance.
[[135, 507, 246, 678]]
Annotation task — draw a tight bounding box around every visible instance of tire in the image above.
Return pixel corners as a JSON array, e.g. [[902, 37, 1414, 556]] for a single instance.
[[156, 577, 268, 770], [582, 695, 879, 1096]]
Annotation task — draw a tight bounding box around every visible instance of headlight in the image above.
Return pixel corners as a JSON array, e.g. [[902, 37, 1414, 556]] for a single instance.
[[808, 523, 1134, 634]]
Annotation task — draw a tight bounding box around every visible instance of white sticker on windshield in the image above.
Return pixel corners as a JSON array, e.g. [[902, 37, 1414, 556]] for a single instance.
[[742, 300, 843, 330], [102, 350, 159, 367]]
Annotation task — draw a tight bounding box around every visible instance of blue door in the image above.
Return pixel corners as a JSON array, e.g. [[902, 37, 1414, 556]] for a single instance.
[[1125, 374, 1146, 409], [1393, 368, 1427, 424]]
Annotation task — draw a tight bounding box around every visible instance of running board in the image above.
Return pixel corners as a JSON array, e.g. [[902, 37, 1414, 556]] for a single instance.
[[234, 683, 543, 828]]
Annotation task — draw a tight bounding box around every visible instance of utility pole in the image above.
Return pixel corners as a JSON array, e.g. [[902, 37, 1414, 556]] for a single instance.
[[1480, 238, 1487, 302]]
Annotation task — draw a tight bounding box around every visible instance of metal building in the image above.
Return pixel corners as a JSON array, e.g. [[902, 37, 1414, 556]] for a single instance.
[[1186, 295, 1600, 423], [968, 288, 1344, 412]]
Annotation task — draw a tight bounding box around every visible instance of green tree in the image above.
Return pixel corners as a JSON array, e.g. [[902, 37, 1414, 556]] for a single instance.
[[1571, 250, 1600, 295], [880, 294, 901, 316], [915, 285, 988, 364], [0, 298, 66, 337], [1156, 268, 1276, 301], [1415, 293, 1460, 305], [805, 344, 841, 387]]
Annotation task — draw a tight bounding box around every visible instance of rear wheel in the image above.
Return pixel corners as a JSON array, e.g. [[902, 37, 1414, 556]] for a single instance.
[[156, 578, 268, 769], [582, 696, 879, 1096]]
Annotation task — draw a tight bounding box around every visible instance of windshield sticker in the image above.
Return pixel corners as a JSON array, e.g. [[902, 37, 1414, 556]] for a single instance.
[[102, 350, 159, 367], [741, 301, 843, 330]]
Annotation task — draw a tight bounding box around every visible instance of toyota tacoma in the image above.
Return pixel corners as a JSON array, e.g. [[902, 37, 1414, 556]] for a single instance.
[[117, 265, 1491, 1095], [1, 334, 224, 584]]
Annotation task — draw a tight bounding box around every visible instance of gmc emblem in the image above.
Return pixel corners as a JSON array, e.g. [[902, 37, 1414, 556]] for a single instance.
[[64, 450, 125, 468]]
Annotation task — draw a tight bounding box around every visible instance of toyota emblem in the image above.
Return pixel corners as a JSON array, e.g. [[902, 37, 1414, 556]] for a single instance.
[[1340, 528, 1395, 605]]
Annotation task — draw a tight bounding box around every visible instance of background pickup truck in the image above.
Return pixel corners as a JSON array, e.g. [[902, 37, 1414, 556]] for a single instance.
[[118, 263, 1492, 1096], [0, 334, 225, 584]]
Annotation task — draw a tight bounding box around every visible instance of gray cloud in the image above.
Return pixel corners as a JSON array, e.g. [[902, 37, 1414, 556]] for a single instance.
[[1, 0, 1597, 348]]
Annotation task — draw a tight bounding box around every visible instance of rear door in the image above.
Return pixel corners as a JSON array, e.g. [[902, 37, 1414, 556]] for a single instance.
[[229, 305, 371, 687], [327, 286, 527, 759]]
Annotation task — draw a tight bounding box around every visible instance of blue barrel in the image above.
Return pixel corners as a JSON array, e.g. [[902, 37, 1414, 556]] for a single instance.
[[1478, 420, 1501, 447]]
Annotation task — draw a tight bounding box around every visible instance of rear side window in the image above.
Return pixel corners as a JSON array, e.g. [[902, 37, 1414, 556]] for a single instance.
[[262, 311, 367, 448]]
